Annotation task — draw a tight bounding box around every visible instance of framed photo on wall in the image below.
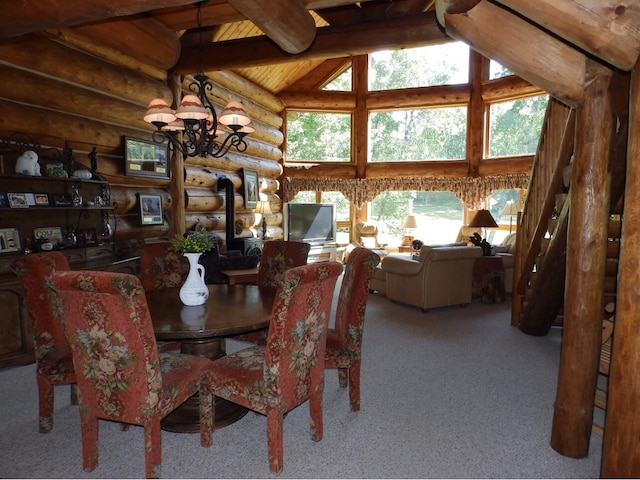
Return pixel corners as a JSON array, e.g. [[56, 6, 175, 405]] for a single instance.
[[242, 168, 258, 209], [0, 227, 21, 253], [138, 193, 164, 225], [124, 136, 170, 179]]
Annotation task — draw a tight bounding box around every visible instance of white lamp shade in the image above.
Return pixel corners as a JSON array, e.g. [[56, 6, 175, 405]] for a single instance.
[[403, 215, 418, 229], [175, 95, 208, 120], [143, 98, 176, 125], [501, 201, 518, 217], [219, 101, 251, 127]]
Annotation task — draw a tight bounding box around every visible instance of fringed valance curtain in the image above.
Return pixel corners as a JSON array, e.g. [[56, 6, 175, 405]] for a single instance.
[[283, 174, 529, 210]]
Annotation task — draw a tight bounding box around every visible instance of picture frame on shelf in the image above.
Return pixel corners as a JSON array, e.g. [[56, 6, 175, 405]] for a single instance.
[[0, 227, 21, 253], [76, 228, 98, 247], [34, 227, 63, 249], [7, 192, 29, 208], [34, 193, 49, 206], [52, 193, 73, 206], [138, 193, 164, 225], [24, 193, 36, 207], [242, 168, 259, 209], [124, 136, 170, 179], [0, 193, 8, 207]]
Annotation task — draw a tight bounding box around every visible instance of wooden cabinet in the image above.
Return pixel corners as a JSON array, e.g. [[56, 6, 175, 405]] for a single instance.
[[0, 174, 139, 369]]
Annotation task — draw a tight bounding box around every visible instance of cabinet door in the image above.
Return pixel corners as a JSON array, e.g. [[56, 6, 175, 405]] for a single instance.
[[0, 284, 34, 368]]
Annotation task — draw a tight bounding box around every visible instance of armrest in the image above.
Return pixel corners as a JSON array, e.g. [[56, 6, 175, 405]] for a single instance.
[[381, 256, 422, 275]]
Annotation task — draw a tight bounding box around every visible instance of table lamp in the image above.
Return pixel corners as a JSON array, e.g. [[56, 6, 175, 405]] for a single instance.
[[256, 199, 272, 240], [468, 209, 498, 240], [500, 201, 518, 233], [402, 215, 418, 246]]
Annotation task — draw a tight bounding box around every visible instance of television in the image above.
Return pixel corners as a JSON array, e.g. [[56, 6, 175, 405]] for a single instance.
[[284, 203, 336, 245]]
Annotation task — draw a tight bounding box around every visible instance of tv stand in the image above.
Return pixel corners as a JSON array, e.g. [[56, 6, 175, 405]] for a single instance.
[[307, 243, 337, 262]]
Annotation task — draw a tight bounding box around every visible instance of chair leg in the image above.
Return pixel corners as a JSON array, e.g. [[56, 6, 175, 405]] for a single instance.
[[79, 409, 99, 472], [70, 383, 79, 405], [267, 410, 284, 474], [145, 420, 162, 479], [199, 387, 213, 447], [348, 362, 361, 412], [36, 375, 54, 433], [338, 369, 348, 388], [309, 391, 324, 442]]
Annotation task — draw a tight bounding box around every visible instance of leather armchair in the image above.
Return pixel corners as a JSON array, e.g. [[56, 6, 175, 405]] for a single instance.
[[382, 245, 482, 312]]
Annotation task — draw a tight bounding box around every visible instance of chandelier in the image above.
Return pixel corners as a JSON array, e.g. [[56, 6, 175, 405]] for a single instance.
[[143, 4, 253, 158]]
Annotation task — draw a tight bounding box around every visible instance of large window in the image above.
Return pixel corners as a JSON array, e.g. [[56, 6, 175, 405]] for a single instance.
[[369, 42, 469, 90], [286, 112, 351, 162], [487, 95, 548, 157], [369, 107, 467, 161]]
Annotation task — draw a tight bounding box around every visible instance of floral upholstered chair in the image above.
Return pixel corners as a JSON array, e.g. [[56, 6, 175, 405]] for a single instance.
[[50, 270, 213, 479], [139, 241, 189, 291], [204, 262, 343, 474], [232, 240, 311, 345], [256, 240, 311, 289], [324, 247, 380, 411], [12, 252, 78, 433]]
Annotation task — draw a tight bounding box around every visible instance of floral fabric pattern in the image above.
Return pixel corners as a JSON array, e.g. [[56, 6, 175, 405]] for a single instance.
[[12, 252, 77, 433], [50, 270, 213, 478], [140, 242, 190, 291], [257, 240, 311, 289], [204, 262, 343, 474], [324, 247, 380, 411]]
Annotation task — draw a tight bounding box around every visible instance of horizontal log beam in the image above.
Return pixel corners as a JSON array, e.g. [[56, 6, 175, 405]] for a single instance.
[[175, 11, 450, 72]]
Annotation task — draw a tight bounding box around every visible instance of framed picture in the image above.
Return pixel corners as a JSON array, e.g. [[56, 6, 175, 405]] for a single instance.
[[34, 227, 63, 247], [7, 193, 29, 208], [34, 193, 50, 206], [242, 168, 259, 209], [24, 193, 36, 206], [139, 193, 164, 225], [52, 193, 72, 206], [76, 228, 98, 247], [0, 228, 21, 253], [124, 136, 170, 179]]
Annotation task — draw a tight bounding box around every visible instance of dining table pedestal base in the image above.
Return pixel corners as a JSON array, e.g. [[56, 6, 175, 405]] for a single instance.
[[160, 337, 249, 433]]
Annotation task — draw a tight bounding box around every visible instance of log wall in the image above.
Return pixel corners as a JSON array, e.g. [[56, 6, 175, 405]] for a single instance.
[[0, 33, 285, 256]]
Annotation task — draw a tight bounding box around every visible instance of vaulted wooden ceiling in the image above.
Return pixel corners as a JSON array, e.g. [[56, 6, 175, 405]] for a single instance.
[[1, 0, 445, 94]]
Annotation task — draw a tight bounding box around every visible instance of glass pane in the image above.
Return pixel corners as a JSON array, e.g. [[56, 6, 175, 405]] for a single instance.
[[369, 107, 467, 161], [369, 42, 469, 91], [290, 191, 316, 203], [488, 95, 548, 157], [489, 60, 513, 79], [370, 190, 464, 246], [321, 191, 350, 222], [286, 112, 351, 162], [322, 67, 352, 91]]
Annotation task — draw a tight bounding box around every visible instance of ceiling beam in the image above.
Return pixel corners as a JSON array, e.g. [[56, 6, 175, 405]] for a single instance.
[[174, 11, 450, 72], [228, 0, 316, 54], [0, 0, 200, 39]]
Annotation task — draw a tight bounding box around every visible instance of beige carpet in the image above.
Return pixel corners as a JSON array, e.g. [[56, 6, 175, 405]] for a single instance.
[[0, 289, 603, 478]]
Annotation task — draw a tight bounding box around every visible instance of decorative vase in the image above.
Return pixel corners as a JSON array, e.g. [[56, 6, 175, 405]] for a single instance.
[[179, 252, 209, 306]]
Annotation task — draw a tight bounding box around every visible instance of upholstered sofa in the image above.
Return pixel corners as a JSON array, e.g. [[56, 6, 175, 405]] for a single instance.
[[378, 244, 482, 312], [492, 232, 516, 293]]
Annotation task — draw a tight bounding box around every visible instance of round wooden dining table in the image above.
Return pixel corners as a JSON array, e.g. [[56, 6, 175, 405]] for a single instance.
[[145, 284, 276, 433]]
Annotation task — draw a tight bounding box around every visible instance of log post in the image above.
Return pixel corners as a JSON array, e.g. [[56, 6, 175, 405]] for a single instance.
[[550, 60, 614, 457], [601, 63, 640, 477], [168, 72, 185, 236]]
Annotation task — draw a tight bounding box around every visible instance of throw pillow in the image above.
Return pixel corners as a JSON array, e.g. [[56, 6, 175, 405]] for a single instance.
[[491, 245, 511, 255]]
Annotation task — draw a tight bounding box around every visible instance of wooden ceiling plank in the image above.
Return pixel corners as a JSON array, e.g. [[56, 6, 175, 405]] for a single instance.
[[228, 0, 317, 54], [439, 1, 587, 107], [494, 0, 640, 71], [284, 57, 352, 91], [0, 0, 200, 39], [175, 11, 450, 72], [150, 2, 245, 30]]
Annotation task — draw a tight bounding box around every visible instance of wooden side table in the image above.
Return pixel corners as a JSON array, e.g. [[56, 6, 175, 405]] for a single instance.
[[472, 255, 506, 303], [220, 267, 259, 285]]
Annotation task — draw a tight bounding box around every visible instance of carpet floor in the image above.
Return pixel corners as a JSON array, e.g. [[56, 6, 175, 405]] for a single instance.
[[0, 289, 603, 478]]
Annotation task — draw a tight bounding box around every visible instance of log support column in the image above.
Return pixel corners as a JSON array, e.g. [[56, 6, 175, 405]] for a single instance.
[[550, 60, 613, 457], [601, 63, 640, 477], [168, 72, 186, 236]]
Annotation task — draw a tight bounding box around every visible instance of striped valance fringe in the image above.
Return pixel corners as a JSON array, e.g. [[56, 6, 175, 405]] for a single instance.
[[283, 174, 530, 210]]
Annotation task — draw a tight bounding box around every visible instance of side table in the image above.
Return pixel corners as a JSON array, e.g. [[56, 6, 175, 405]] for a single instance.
[[221, 267, 259, 285], [472, 255, 506, 303]]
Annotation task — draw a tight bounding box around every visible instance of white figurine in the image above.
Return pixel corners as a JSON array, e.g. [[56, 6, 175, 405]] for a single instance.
[[15, 150, 41, 176]]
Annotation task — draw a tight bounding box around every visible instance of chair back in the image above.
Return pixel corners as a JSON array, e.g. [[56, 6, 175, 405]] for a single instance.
[[50, 270, 164, 424], [12, 252, 72, 371], [355, 222, 383, 248], [334, 247, 380, 350], [140, 242, 189, 290], [265, 262, 342, 409], [257, 240, 311, 288]]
